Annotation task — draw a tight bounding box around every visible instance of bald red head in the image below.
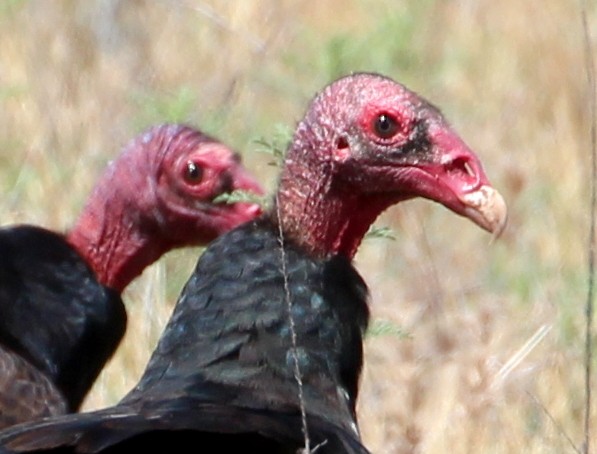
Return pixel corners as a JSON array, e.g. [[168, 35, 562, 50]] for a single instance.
[[276, 73, 507, 258], [68, 124, 263, 292]]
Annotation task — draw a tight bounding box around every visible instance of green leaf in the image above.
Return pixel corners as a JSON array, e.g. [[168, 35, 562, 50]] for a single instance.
[[213, 189, 269, 209], [252, 124, 293, 167], [366, 319, 410, 338], [365, 225, 396, 241]]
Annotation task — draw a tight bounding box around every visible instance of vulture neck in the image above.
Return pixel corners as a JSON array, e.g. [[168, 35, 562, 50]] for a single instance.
[[67, 186, 167, 293], [275, 154, 394, 260]]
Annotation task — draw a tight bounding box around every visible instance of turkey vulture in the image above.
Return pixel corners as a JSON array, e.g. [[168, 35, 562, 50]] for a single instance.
[[0, 73, 506, 453], [0, 124, 263, 428]]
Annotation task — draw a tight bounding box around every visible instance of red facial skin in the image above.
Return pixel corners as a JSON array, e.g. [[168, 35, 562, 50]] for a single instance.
[[275, 73, 506, 259], [67, 124, 264, 292]]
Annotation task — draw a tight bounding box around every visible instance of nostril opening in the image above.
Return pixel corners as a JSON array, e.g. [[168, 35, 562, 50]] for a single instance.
[[463, 161, 475, 178], [336, 137, 349, 149], [446, 157, 479, 185], [220, 173, 234, 194]]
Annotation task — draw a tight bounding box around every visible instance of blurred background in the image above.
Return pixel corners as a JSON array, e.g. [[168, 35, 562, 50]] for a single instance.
[[0, 0, 595, 452]]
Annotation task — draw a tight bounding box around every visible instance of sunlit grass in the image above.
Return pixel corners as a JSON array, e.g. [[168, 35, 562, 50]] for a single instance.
[[0, 0, 595, 452]]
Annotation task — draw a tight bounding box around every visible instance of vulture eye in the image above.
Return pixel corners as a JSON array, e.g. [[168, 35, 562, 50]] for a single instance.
[[373, 113, 399, 139], [184, 161, 204, 184]]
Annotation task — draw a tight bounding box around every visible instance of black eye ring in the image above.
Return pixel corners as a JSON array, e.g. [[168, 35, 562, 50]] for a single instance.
[[184, 161, 204, 184], [373, 113, 399, 139]]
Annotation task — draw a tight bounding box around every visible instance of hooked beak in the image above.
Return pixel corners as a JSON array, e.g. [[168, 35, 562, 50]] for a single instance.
[[412, 127, 508, 237]]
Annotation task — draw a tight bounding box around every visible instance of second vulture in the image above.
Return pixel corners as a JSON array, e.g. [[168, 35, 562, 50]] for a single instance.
[[0, 124, 263, 428]]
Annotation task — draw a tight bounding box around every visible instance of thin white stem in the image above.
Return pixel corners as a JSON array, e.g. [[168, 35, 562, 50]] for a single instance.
[[275, 196, 311, 453]]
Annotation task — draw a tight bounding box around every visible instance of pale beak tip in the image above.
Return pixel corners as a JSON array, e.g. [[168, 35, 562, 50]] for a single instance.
[[461, 185, 508, 239]]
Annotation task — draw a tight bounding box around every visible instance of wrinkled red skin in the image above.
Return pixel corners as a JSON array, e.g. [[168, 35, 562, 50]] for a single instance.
[[67, 124, 263, 292], [275, 73, 500, 259]]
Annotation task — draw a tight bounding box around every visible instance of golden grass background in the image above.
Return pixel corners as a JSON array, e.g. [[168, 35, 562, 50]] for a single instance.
[[0, 0, 595, 452]]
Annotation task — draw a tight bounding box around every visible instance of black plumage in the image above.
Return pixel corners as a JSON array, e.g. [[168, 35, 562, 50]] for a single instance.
[[0, 219, 370, 453], [0, 226, 125, 427]]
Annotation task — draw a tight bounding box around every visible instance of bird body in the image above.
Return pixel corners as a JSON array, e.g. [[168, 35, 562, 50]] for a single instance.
[[126, 217, 368, 437], [0, 227, 125, 427]]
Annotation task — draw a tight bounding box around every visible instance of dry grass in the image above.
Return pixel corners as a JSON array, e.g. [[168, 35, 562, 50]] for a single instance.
[[1, 0, 595, 452]]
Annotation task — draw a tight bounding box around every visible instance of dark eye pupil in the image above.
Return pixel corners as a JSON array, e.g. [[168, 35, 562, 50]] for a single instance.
[[374, 113, 398, 139], [185, 161, 203, 183]]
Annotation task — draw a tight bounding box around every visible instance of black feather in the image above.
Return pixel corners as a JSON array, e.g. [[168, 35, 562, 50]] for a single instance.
[[0, 226, 126, 424], [0, 219, 370, 453]]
